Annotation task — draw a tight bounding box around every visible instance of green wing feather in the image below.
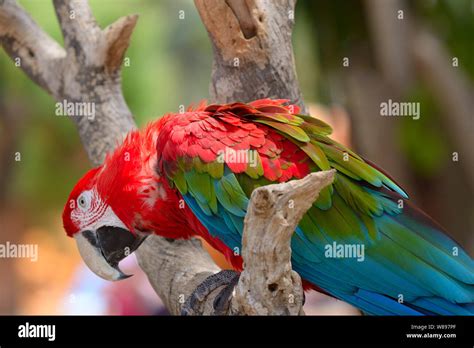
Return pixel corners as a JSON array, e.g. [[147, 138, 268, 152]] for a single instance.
[[166, 107, 406, 227], [158, 103, 474, 315]]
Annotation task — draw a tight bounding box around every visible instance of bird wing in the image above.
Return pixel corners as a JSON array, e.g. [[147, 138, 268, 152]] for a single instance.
[[156, 99, 474, 315]]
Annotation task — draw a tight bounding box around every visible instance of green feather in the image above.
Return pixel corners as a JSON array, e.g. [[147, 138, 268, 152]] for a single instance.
[[193, 156, 207, 173], [255, 112, 304, 126], [364, 188, 402, 215], [237, 174, 272, 197], [206, 161, 224, 179], [255, 119, 311, 142], [172, 170, 187, 194], [334, 174, 382, 216], [311, 194, 366, 242], [299, 140, 331, 171], [314, 185, 333, 210], [329, 161, 361, 180], [254, 112, 291, 124], [298, 115, 333, 135], [244, 150, 264, 179], [184, 170, 218, 215], [215, 172, 249, 217], [318, 142, 382, 187], [359, 213, 379, 241], [311, 133, 362, 161]]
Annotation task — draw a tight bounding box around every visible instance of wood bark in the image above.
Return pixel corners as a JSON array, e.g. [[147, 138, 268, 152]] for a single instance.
[[0, 0, 317, 315], [231, 170, 335, 315], [195, 0, 308, 114]]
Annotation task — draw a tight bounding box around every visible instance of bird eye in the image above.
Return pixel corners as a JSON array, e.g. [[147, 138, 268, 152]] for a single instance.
[[77, 193, 89, 210]]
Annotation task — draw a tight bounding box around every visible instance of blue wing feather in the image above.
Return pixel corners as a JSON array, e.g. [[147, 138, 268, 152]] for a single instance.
[[181, 166, 474, 315]]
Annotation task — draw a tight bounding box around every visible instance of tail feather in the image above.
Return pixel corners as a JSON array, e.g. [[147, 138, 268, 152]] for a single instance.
[[412, 297, 474, 315]]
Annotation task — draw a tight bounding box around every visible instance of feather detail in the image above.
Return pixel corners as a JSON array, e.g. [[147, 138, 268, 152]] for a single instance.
[[147, 99, 474, 316]]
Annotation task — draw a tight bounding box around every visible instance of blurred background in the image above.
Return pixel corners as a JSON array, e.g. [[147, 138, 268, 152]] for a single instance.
[[0, 0, 472, 315]]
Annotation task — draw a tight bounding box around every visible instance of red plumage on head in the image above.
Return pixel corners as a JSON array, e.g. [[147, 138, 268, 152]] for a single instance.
[[62, 167, 101, 236]]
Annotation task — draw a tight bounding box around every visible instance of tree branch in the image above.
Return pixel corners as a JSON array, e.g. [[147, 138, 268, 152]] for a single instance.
[[232, 170, 335, 315], [0, 0, 65, 93], [0, 0, 137, 164], [1, 0, 313, 315], [195, 0, 308, 113]]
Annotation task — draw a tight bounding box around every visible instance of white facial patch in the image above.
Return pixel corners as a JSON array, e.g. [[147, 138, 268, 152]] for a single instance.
[[71, 189, 128, 231], [88, 206, 128, 231]]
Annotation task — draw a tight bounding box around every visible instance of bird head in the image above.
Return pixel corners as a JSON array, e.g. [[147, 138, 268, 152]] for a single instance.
[[62, 144, 150, 281]]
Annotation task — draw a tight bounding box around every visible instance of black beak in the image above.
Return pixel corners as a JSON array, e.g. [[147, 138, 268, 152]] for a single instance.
[[75, 227, 147, 281], [96, 226, 147, 270]]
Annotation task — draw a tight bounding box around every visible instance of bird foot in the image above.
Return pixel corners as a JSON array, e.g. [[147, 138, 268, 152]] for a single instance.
[[180, 269, 240, 315]]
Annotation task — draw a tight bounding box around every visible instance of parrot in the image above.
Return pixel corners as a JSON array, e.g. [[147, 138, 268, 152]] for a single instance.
[[62, 99, 474, 315]]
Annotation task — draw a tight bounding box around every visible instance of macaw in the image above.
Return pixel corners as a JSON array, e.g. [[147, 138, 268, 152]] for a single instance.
[[62, 99, 474, 315]]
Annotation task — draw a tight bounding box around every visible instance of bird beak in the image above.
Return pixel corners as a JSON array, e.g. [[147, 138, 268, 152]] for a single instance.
[[74, 226, 147, 281]]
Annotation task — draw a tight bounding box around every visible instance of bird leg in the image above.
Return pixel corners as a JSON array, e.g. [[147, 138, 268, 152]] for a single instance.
[[181, 269, 240, 315]]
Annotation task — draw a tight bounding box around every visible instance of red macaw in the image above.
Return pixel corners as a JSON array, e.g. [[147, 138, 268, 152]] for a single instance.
[[62, 99, 474, 315]]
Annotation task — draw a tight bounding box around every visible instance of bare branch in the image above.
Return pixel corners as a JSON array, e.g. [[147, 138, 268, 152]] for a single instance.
[[225, 0, 258, 39], [195, 0, 307, 113], [0, 0, 65, 94], [53, 0, 101, 62], [102, 15, 138, 73], [136, 237, 221, 315], [232, 170, 336, 315], [0, 0, 138, 164]]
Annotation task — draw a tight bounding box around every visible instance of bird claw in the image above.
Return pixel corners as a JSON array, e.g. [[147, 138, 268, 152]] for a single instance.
[[180, 269, 240, 315]]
